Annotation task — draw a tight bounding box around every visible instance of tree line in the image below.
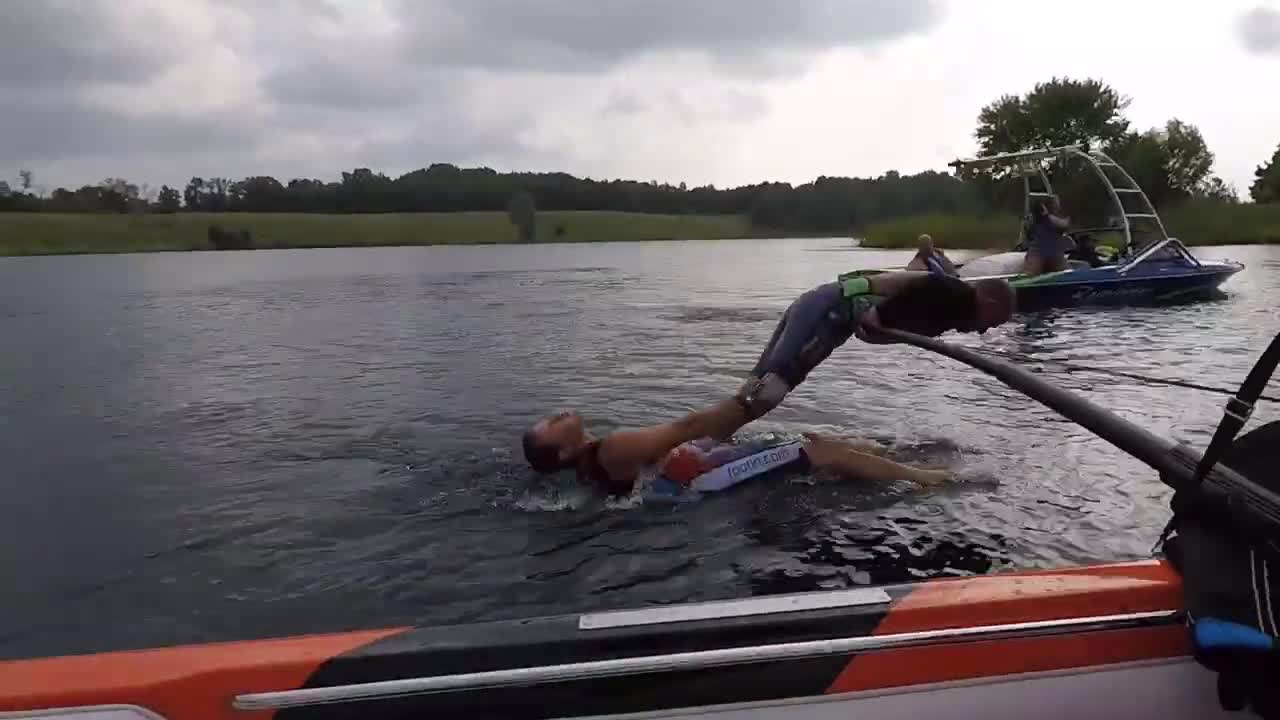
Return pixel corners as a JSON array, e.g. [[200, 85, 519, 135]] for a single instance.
[[2, 77, 1278, 234]]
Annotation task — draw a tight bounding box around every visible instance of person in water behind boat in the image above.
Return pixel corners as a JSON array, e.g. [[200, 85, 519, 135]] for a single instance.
[[525, 417, 952, 495], [1023, 196, 1074, 276], [521, 269, 1015, 495], [905, 234, 958, 277]]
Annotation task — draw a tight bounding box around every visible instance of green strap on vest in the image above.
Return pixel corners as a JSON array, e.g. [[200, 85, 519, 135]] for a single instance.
[[838, 272, 872, 298], [837, 271, 885, 322]]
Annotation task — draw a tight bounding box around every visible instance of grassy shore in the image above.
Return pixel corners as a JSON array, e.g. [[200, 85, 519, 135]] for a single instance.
[[861, 201, 1280, 249], [0, 211, 761, 256]]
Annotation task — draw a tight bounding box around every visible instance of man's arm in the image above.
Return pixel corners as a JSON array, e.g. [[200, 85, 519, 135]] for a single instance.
[[597, 397, 751, 478], [857, 274, 976, 342]]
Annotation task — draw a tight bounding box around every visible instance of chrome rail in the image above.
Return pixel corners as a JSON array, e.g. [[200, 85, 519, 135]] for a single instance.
[[578, 587, 892, 630], [233, 609, 1180, 711]]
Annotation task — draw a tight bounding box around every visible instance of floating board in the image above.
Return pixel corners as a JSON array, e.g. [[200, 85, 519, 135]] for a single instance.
[[646, 439, 806, 501]]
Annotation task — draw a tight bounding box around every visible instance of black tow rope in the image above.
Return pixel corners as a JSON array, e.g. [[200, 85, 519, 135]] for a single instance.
[[1190, 333, 1280, 488], [972, 349, 1280, 405], [1150, 331, 1280, 550], [876, 326, 1280, 539]]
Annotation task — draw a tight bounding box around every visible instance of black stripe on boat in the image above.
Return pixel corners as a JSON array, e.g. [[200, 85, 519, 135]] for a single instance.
[[278, 586, 905, 719]]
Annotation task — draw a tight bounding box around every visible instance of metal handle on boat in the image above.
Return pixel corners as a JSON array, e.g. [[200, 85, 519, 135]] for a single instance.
[[231, 610, 1178, 711]]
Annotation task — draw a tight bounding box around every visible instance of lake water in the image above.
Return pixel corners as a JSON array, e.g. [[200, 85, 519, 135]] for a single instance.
[[1, 238, 1277, 660]]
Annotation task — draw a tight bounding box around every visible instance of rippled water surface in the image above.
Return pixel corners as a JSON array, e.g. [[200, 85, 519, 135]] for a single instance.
[[2, 238, 1277, 660]]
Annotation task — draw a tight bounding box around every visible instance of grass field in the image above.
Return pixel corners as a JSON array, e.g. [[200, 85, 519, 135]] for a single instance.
[[7, 201, 1275, 256], [860, 201, 1280, 250], [0, 211, 760, 256]]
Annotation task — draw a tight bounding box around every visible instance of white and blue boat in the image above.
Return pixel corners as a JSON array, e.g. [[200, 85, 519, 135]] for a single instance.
[[947, 145, 1244, 312]]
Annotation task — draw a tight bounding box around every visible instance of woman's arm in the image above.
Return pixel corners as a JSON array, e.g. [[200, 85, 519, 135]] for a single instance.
[[598, 398, 750, 476]]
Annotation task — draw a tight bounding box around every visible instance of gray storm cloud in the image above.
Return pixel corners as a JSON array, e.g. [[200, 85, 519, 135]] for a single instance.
[[1239, 5, 1280, 54], [0, 0, 943, 186], [393, 0, 942, 72]]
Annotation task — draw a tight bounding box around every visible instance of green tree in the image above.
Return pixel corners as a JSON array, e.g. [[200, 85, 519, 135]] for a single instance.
[[1159, 119, 1214, 197], [508, 190, 537, 242], [205, 177, 231, 211], [184, 177, 205, 210], [229, 176, 286, 211], [975, 77, 1131, 156], [1105, 119, 1216, 207], [156, 185, 182, 212], [98, 177, 139, 213], [1199, 177, 1238, 203], [1251, 142, 1280, 204]]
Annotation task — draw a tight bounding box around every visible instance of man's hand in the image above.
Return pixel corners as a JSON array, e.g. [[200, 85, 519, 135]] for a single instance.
[[854, 307, 897, 344]]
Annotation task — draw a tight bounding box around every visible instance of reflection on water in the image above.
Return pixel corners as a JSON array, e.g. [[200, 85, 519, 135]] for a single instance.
[[0, 240, 1276, 660]]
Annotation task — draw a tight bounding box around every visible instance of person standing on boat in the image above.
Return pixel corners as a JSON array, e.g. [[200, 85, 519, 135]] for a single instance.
[[1023, 196, 1074, 275], [521, 269, 1015, 495], [905, 234, 958, 276]]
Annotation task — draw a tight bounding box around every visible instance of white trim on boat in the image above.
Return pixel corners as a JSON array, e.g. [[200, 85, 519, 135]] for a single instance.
[[232, 609, 1180, 711], [578, 588, 892, 630]]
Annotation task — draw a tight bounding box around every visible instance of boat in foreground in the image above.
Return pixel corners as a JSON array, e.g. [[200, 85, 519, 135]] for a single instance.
[[946, 145, 1244, 312], [0, 559, 1236, 720]]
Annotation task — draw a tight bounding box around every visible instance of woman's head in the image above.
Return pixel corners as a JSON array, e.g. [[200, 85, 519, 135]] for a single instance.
[[916, 233, 935, 253], [522, 410, 588, 472]]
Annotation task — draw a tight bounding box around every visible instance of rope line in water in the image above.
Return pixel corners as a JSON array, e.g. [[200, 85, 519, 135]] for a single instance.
[[970, 348, 1280, 405]]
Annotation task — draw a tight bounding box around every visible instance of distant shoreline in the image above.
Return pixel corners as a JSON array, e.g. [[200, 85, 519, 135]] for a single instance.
[[0, 211, 777, 256], [2, 203, 1276, 256]]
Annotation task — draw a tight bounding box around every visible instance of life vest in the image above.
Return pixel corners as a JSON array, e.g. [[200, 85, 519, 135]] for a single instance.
[[836, 271, 885, 323]]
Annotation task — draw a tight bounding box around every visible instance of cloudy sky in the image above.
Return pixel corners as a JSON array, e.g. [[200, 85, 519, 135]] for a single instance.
[[2, 0, 1278, 196]]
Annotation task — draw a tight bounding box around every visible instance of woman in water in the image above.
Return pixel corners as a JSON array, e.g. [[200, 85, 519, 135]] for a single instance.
[[526, 411, 952, 496]]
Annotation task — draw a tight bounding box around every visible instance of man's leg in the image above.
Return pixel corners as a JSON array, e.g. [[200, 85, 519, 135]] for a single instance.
[[734, 283, 852, 423]]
